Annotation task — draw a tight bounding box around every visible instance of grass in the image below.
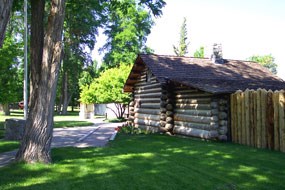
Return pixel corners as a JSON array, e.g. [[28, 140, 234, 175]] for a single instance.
[[0, 140, 19, 153], [105, 118, 126, 123], [0, 109, 94, 153], [0, 109, 95, 129], [0, 110, 23, 129], [53, 114, 94, 128], [0, 134, 285, 190]]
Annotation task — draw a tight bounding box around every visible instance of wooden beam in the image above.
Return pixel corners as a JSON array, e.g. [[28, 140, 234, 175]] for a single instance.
[[174, 113, 218, 124], [174, 121, 218, 130], [173, 126, 218, 139]]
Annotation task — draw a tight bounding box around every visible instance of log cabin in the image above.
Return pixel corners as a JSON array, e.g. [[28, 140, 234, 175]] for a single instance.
[[123, 47, 285, 141]]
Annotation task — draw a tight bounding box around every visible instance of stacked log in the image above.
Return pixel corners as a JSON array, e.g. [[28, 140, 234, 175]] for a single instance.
[[160, 82, 174, 132], [217, 97, 229, 141], [173, 86, 221, 139], [128, 99, 135, 126], [132, 69, 162, 132]]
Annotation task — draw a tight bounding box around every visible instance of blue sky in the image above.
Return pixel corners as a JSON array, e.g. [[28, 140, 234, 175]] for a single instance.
[[93, 0, 285, 79], [145, 0, 285, 79]]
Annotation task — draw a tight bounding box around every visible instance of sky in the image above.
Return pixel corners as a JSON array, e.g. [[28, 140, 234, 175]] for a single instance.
[[93, 0, 285, 79]]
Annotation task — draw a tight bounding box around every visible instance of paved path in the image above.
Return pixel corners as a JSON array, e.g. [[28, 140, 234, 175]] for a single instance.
[[0, 121, 123, 168]]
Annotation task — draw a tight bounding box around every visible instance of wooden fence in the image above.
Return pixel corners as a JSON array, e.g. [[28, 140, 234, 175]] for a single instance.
[[231, 89, 285, 152]]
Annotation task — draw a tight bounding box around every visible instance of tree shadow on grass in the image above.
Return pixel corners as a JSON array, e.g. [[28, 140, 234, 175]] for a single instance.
[[1, 134, 285, 190]]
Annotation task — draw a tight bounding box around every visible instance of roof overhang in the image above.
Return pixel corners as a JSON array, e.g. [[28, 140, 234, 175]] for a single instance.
[[123, 55, 146, 92]]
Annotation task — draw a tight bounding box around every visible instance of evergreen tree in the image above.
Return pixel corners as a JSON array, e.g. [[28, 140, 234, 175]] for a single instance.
[[173, 17, 189, 56], [194, 46, 204, 58], [248, 54, 277, 74]]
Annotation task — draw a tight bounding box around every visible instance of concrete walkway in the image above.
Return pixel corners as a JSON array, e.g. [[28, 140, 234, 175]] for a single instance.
[[0, 120, 123, 168]]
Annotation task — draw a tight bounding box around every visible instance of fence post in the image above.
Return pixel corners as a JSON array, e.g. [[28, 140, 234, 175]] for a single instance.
[[244, 90, 250, 145], [278, 91, 285, 152], [273, 91, 280, 151]]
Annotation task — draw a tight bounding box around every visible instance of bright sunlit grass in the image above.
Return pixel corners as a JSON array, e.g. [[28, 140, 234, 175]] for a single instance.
[[0, 134, 285, 190], [0, 109, 94, 130]]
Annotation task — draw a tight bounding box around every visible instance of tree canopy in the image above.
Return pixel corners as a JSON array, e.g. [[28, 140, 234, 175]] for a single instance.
[[80, 64, 131, 104], [101, 0, 160, 67], [248, 54, 277, 74], [0, 11, 23, 115], [80, 64, 131, 118]]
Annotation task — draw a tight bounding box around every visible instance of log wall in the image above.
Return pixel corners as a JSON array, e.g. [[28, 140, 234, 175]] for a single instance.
[[231, 89, 285, 152], [173, 86, 229, 140], [129, 68, 163, 132]]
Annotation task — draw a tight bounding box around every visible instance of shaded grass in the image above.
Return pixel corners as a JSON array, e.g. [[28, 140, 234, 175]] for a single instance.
[[0, 140, 19, 153], [105, 118, 126, 123], [0, 129, 4, 139], [0, 134, 285, 190]]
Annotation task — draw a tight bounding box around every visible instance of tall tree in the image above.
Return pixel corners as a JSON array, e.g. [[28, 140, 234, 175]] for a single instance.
[[57, 0, 165, 113], [14, 0, 164, 164], [16, 0, 66, 163], [0, 0, 14, 47], [0, 9, 24, 115], [248, 54, 277, 74], [173, 17, 189, 56], [57, 0, 105, 114], [194, 46, 204, 58], [101, 0, 165, 67], [0, 31, 22, 115]]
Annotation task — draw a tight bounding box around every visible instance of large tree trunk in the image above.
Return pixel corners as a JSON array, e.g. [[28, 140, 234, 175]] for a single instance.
[[1, 103, 10, 116], [0, 0, 13, 47], [29, 0, 45, 99], [16, 0, 66, 164]]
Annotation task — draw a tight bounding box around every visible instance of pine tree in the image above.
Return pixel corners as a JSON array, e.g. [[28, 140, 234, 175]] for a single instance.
[[194, 46, 204, 58], [173, 17, 189, 56]]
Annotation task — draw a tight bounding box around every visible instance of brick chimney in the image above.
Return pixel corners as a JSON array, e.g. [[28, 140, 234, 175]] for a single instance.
[[211, 43, 224, 64]]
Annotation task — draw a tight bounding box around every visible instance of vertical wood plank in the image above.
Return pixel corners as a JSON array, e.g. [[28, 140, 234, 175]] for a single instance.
[[237, 91, 242, 144], [256, 89, 261, 148], [230, 93, 236, 143], [252, 91, 257, 147], [273, 91, 280, 151], [260, 89, 267, 148], [244, 89, 250, 146], [241, 91, 246, 144], [249, 90, 254, 146], [278, 91, 285, 152], [266, 90, 274, 149]]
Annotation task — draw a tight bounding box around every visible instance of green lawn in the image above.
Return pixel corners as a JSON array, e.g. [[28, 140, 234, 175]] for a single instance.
[[0, 110, 95, 130], [0, 140, 19, 153], [0, 110, 94, 153], [0, 110, 23, 129], [0, 134, 284, 190]]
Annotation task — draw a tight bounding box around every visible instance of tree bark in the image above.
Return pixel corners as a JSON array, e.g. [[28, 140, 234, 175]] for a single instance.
[[16, 0, 66, 164], [61, 71, 69, 115], [0, 0, 13, 48], [2, 103, 10, 116], [29, 0, 45, 99]]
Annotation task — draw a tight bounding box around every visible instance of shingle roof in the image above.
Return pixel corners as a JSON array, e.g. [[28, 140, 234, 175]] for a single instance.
[[124, 54, 285, 94]]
